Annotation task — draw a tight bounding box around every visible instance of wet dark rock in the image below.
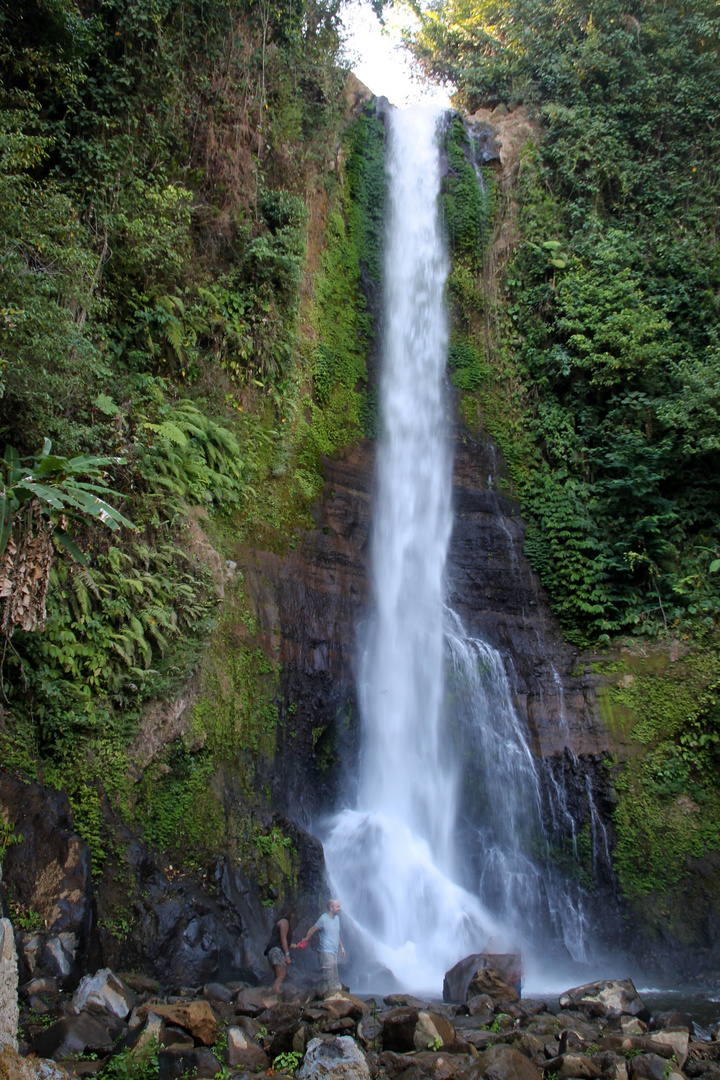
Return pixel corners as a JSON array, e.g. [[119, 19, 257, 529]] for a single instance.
[[384, 995, 431, 1009], [202, 981, 232, 1003], [0, 770, 92, 987], [559, 980, 648, 1022], [412, 1052, 472, 1078], [462, 1042, 542, 1079], [111, 1012, 164, 1058], [630, 1053, 684, 1080], [320, 1016, 356, 1033], [226, 1025, 270, 1069], [381, 1008, 455, 1054], [21, 977, 59, 997], [65, 1061, 106, 1077], [379, 1051, 418, 1079], [157, 1047, 221, 1079], [548, 1052, 603, 1079], [161, 1026, 194, 1050], [558, 1029, 585, 1055], [650, 1010, 693, 1035], [29, 1013, 117, 1060], [443, 954, 485, 1004], [268, 1019, 312, 1058], [357, 1011, 383, 1050], [118, 973, 160, 995], [236, 986, 278, 1012], [258, 1002, 304, 1027]]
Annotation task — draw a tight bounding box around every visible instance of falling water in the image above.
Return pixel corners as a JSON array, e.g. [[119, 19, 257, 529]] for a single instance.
[[324, 106, 498, 993], [323, 106, 602, 994]]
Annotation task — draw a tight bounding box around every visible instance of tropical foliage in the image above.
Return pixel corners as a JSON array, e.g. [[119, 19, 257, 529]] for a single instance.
[[410, 0, 720, 644]]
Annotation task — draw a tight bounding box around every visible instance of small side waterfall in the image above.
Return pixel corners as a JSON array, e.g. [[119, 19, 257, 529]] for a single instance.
[[323, 105, 610, 995]]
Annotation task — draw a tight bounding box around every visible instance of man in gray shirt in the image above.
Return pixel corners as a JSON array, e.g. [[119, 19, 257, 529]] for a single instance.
[[300, 899, 345, 993]]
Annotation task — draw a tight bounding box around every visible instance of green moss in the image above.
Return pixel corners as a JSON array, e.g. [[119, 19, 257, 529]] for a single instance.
[[295, 107, 386, 482], [442, 118, 495, 259], [609, 644, 720, 899], [192, 584, 280, 778], [448, 335, 490, 392], [135, 744, 223, 860]]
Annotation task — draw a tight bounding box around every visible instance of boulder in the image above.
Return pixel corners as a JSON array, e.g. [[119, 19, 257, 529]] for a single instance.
[[646, 1029, 689, 1069], [357, 1012, 383, 1050], [72, 969, 136, 1020], [42, 936, 78, 983], [461, 1043, 542, 1079], [411, 1052, 471, 1078], [157, 1047, 221, 1079], [28, 1014, 117, 1060], [414, 1012, 456, 1052], [467, 995, 494, 1021], [384, 996, 430, 1009], [558, 980, 647, 1021], [0, 918, 19, 1051], [117, 973, 160, 995], [296, 1035, 371, 1080], [112, 1012, 164, 1061], [235, 986, 278, 1014], [234, 1015, 262, 1039], [548, 1053, 603, 1079], [598, 1034, 679, 1062], [467, 967, 518, 1006], [268, 1021, 311, 1059], [133, 1001, 217, 1046], [319, 1017, 356, 1034], [630, 1053, 684, 1080], [322, 995, 368, 1020], [202, 982, 232, 1003], [444, 955, 485, 1004], [607, 1016, 647, 1036], [21, 978, 59, 999], [381, 1008, 454, 1053], [0, 770, 92, 985], [258, 1002, 304, 1028], [650, 1011, 693, 1036], [226, 1026, 270, 1069], [378, 1051, 417, 1079], [161, 1027, 194, 1051]]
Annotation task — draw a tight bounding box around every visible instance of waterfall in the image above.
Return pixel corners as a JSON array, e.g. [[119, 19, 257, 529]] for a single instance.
[[322, 105, 602, 995], [324, 106, 497, 994]]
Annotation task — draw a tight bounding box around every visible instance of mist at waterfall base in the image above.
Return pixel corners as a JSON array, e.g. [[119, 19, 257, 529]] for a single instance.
[[321, 107, 608, 998]]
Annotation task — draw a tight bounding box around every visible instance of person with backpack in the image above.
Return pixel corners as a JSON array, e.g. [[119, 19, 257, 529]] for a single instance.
[[264, 902, 296, 994]]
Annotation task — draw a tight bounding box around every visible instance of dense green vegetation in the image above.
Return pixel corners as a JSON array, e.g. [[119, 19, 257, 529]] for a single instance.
[[0, 0, 381, 901], [412, 0, 720, 647]]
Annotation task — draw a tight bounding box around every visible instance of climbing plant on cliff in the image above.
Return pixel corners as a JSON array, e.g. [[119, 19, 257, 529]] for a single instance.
[[409, 0, 720, 645]]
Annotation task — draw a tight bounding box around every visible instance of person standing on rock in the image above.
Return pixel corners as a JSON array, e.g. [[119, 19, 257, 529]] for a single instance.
[[299, 898, 345, 993], [265, 902, 295, 994]]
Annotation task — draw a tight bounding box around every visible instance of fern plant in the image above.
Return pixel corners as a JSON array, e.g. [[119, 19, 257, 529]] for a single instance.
[[138, 400, 246, 516]]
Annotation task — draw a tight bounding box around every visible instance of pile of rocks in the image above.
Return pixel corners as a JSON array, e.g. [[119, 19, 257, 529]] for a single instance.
[[2, 955, 720, 1080]]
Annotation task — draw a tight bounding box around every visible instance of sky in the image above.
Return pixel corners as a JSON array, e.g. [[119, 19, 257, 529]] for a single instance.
[[339, 0, 453, 108]]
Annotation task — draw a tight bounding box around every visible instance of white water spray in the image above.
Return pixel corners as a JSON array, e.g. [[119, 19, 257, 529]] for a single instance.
[[324, 107, 498, 993], [323, 106, 601, 995]]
